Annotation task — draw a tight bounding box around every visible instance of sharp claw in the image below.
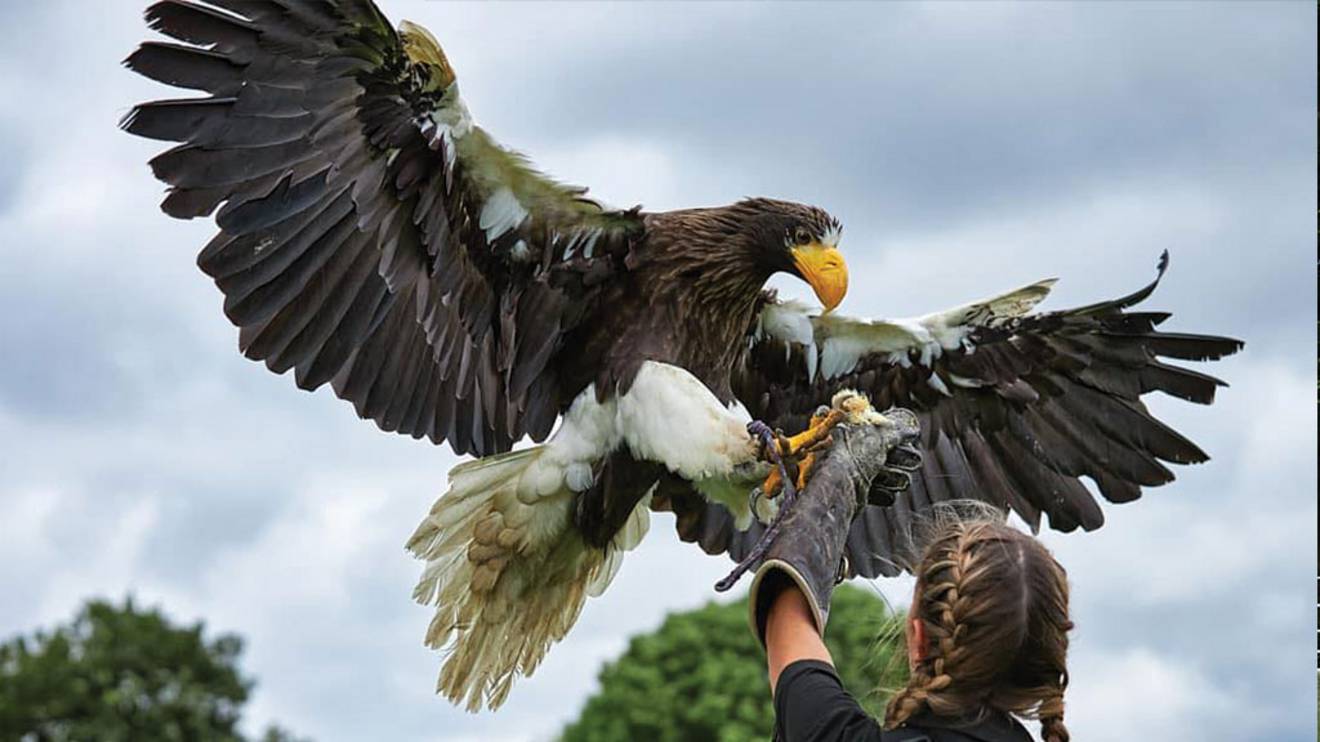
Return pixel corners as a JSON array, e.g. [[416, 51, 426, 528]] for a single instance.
[[722, 408, 924, 592], [719, 409, 851, 592]]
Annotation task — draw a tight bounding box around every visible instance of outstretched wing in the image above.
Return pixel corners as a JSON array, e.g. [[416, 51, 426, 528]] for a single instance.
[[666, 253, 1242, 576], [123, 0, 641, 456]]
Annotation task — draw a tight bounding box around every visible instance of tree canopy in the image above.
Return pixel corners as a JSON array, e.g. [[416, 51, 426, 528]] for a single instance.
[[0, 597, 305, 742], [560, 584, 908, 742]]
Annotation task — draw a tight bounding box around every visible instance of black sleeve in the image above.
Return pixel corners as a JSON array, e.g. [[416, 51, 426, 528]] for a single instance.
[[773, 659, 885, 742]]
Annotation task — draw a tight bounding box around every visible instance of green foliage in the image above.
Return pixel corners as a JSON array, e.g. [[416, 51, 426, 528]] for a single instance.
[[0, 597, 306, 742], [560, 585, 908, 742]]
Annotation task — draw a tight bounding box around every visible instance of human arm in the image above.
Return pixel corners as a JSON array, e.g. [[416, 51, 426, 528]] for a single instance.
[[748, 402, 921, 653], [767, 582, 834, 692], [742, 401, 919, 741]]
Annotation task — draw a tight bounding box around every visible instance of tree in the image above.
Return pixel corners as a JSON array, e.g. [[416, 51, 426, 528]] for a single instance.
[[560, 584, 908, 742], [0, 597, 306, 742]]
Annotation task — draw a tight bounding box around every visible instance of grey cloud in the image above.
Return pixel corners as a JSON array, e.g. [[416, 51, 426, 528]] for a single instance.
[[0, 2, 1313, 741], [420, 1, 1314, 358], [135, 487, 291, 584], [1038, 357, 1317, 740], [0, 271, 138, 421], [444, 3, 1312, 212], [0, 122, 24, 216]]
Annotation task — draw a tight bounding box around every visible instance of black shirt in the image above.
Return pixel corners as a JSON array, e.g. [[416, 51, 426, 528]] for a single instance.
[[773, 660, 1034, 742]]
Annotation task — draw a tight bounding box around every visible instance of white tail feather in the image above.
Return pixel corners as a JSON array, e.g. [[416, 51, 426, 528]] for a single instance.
[[407, 445, 645, 711]]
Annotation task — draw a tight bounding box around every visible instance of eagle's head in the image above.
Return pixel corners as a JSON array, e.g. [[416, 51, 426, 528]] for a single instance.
[[739, 199, 848, 312]]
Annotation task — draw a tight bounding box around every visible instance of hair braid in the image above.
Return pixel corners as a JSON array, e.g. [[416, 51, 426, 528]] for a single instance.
[[884, 523, 976, 728], [882, 515, 1073, 735], [1038, 690, 1069, 742]]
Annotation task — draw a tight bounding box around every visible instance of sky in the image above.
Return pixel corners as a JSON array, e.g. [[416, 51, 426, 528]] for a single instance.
[[0, 1, 1315, 740]]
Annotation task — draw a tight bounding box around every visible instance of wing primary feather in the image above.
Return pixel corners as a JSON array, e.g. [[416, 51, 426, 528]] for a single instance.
[[247, 221, 367, 370], [220, 204, 356, 325], [144, 1, 260, 57], [125, 41, 243, 94]]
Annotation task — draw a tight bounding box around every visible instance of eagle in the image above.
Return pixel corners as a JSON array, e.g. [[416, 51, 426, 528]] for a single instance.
[[123, 0, 1242, 712]]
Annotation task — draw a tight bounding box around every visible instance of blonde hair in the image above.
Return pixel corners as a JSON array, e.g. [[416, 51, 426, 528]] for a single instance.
[[882, 513, 1073, 741]]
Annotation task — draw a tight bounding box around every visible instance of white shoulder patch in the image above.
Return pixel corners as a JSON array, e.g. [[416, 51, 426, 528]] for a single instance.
[[813, 313, 928, 379], [807, 276, 1057, 378], [479, 187, 528, 244], [425, 84, 475, 140], [419, 85, 475, 175], [560, 227, 604, 262], [923, 277, 1058, 343], [757, 299, 818, 379]]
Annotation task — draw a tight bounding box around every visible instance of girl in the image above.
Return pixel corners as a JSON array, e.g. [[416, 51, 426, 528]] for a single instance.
[[752, 510, 1073, 742]]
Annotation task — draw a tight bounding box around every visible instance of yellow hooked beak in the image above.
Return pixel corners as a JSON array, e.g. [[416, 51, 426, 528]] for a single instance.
[[791, 241, 848, 311]]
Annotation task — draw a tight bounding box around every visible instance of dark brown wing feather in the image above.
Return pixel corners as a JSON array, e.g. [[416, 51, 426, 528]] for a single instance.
[[676, 254, 1244, 576], [123, 0, 641, 456]]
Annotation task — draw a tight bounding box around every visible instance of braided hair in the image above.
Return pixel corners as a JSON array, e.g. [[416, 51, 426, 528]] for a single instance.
[[883, 518, 1073, 742]]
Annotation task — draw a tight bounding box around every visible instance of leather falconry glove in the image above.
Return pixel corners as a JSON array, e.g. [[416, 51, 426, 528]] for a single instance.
[[747, 397, 922, 647]]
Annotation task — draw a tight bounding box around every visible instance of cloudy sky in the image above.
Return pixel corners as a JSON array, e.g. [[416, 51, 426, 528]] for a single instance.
[[0, 1, 1315, 740]]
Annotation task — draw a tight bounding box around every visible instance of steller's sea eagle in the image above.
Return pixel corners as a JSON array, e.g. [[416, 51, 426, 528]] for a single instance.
[[123, 0, 1243, 711]]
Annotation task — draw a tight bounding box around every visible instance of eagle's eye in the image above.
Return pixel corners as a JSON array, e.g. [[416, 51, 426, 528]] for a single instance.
[[793, 227, 812, 245]]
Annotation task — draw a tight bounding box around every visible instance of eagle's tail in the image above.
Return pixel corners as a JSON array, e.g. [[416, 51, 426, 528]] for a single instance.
[[406, 446, 649, 711]]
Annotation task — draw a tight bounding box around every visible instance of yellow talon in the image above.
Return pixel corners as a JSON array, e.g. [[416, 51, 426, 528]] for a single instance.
[[760, 465, 784, 500], [785, 408, 845, 456], [758, 407, 846, 499], [794, 451, 818, 493]]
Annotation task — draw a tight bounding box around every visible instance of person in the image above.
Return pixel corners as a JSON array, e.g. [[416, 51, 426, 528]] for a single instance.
[[748, 500, 1074, 742]]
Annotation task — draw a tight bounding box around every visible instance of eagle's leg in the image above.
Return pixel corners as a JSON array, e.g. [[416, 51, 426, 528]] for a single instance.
[[716, 420, 799, 592], [759, 407, 847, 499], [575, 450, 666, 549], [715, 409, 846, 592]]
